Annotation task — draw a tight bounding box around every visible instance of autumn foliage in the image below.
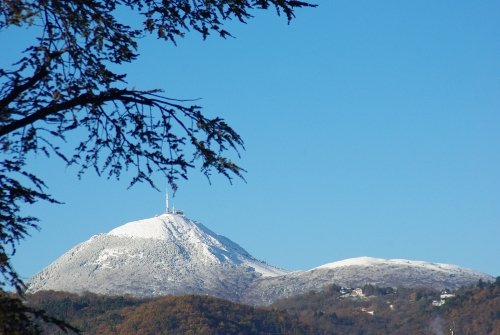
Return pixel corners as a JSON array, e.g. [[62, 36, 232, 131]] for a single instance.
[[26, 291, 323, 334], [21, 278, 500, 334], [270, 279, 500, 334]]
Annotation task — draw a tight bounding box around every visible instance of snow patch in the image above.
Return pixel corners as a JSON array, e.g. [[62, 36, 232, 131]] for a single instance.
[[92, 248, 125, 268]]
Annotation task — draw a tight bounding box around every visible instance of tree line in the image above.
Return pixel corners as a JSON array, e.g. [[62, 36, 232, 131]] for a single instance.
[[17, 278, 500, 334], [25, 291, 324, 335]]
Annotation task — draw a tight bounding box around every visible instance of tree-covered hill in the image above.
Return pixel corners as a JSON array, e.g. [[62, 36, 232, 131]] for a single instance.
[[269, 278, 500, 334], [22, 277, 500, 334], [26, 291, 324, 334]]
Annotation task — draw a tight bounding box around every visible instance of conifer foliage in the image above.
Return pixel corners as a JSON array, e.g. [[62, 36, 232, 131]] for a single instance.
[[0, 0, 315, 333]]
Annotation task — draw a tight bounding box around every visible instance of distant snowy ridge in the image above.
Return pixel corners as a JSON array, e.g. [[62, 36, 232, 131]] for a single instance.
[[314, 256, 488, 276], [242, 256, 494, 305]]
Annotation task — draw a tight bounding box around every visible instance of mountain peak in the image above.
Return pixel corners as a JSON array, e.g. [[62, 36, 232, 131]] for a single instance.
[[105, 213, 288, 277], [108, 214, 200, 240], [27, 211, 288, 299]]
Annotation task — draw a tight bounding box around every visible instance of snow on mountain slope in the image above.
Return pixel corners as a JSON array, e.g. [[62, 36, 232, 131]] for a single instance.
[[242, 256, 494, 305], [27, 213, 287, 299], [27, 212, 494, 306], [107, 214, 287, 277], [314, 256, 487, 276]]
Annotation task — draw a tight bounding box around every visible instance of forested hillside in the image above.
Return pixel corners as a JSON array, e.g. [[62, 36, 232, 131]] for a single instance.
[[270, 279, 500, 334], [26, 292, 323, 334], [23, 278, 500, 334]]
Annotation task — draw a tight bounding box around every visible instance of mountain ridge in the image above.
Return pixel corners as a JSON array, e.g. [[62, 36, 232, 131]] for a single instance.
[[27, 213, 494, 305]]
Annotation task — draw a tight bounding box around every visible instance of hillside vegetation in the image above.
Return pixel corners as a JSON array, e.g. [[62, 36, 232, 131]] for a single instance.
[[23, 277, 500, 334], [270, 278, 500, 334], [26, 292, 323, 334]]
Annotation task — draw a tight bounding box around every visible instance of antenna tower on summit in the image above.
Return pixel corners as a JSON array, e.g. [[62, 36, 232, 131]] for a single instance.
[[166, 189, 169, 214], [165, 189, 184, 216]]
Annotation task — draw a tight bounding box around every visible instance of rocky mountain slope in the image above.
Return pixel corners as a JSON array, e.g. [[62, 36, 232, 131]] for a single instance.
[[28, 214, 494, 305]]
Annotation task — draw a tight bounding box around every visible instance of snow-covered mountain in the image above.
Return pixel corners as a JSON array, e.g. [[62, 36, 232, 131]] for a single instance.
[[242, 256, 494, 305], [28, 213, 494, 305], [27, 213, 287, 301]]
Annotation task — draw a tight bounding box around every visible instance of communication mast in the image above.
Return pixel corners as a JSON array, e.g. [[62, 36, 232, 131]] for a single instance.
[[165, 189, 169, 214], [166, 189, 184, 216]]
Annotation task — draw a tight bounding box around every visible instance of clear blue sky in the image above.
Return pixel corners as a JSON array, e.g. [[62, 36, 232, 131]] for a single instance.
[[3, 1, 499, 282]]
